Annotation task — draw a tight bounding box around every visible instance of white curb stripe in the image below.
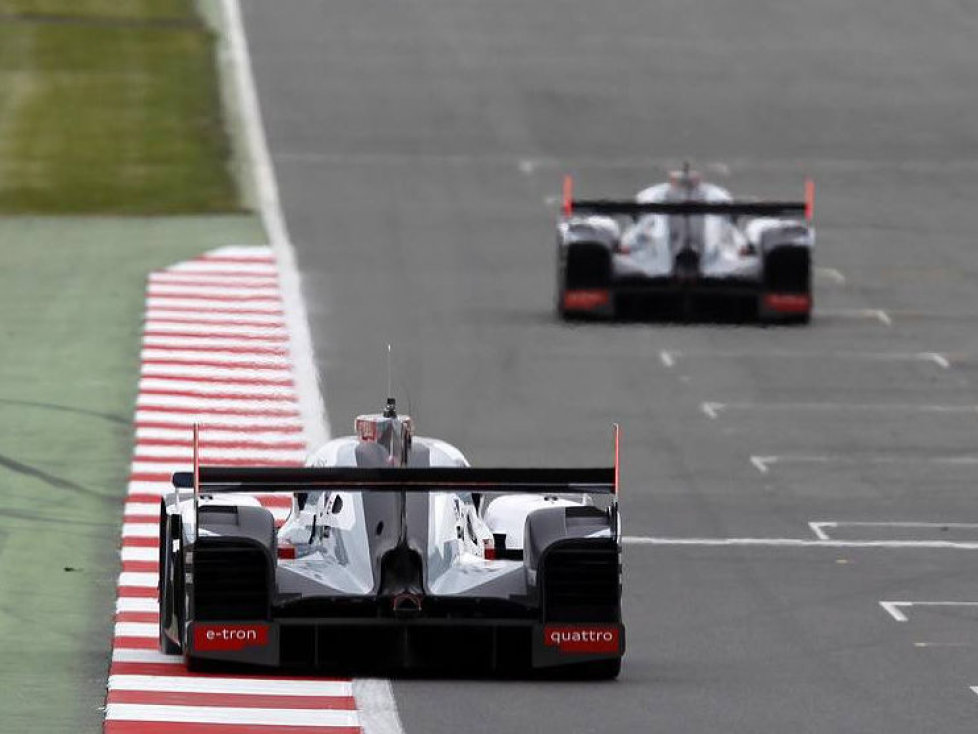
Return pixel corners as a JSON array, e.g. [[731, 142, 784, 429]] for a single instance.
[[116, 598, 160, 614], [105, 703, 359, 727], [109, 675, 352, 697]]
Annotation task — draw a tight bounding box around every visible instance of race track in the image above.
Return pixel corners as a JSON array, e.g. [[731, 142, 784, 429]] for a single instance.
[[239, 1, 978, 731]]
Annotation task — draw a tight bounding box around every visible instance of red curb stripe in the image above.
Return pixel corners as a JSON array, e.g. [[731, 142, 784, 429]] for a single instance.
[[138, 374, 296, 388], [134, 457, 301, 468], [128, 494, 164, 504], [146, 316, 287, 329], [113, 635, 159, 648], [133, 405, 300, 417], [140, 359, 291, 371], [106, 690, 358, 711], [109, 662, 347, 683], [137, 439, 306, 450], [116, 612, 159, 624], [141, 344, 288, 355], [135, 422, 304, 433], [139, 389, 296, 402], [147, 293, 281, 304], [144, 331, 289, 343]]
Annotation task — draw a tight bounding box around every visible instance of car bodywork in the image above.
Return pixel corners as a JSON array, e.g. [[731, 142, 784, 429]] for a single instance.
[[158, 403, 624, 678], [556, 168, 815, 323]]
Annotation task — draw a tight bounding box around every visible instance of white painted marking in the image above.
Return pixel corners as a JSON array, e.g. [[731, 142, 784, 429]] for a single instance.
[[121, 525, 159, 540], [818, 308, 891, 326], [223, 0, 329, 453], [150, 272, 278, 286], [701, 402, 723, 420], [814, 521, 978, 541], [104, 703, 359, 727], [135, 411, 303, 430], [205, 245, 278, 259], [139, 378, 297, 398], [140, 363, 293, 381], [140, 349, 290, 366], [921, 352, 951, 369], [112, 648, 177, 664], [121, 547, 160, 563], [748, 454, 978, 473], [109, 675, 352, 697], [136, 426, 301, 444], [127, 481, 168, 496], [518, 158, 538, 175], [134, 445, 302, 461], [167, 261, 278, 276], [145, 321, 289, 338], [655, 348, 948, 367], [808, 521, 832, 540], [146, 297, 282, 313], [117, 572, 158, 588], [623, 536, 978, 549], [115, 622, 158, 639], [143, 334, 287, 350], [137, 394, 297, 412], [707, 401, 977, 418], [146, 309, 285, 326], [880, 601, 978, 623], [815, 267, 846, 284], [880, 601, 910, 622], [124, 503, 160, 517], [148, 284, 282, 299]]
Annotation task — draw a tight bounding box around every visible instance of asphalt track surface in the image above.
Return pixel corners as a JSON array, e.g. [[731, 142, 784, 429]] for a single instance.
[[240, 1, 978, 731]]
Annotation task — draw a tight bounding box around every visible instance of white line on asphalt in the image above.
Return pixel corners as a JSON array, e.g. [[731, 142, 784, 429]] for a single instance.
[[704, 401, 976, 419], [659, 349, 949, 368], [818, 308, 892, 326], [750, 454, 978, 474], [814, 267, 846, 284], [879, 601, 978, 623], [623, 536, 978, 549], [811, 521, 978, 541], [223, 0, 329, 453]]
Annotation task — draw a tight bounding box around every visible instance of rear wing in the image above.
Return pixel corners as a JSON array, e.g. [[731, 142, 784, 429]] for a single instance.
[[173, 465, 616, 494], [561, 175, 815, 222]]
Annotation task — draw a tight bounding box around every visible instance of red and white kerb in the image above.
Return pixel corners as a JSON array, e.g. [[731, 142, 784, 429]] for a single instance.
[[104, 246, 362, 733]]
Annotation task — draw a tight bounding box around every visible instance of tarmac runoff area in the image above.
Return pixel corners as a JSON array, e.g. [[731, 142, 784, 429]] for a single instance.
[[103, 246, 366, 733]]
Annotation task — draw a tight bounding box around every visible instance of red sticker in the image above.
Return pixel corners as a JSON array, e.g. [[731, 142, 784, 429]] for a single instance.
[[194, 624, 269, 651], [544, 625, 620, 654]]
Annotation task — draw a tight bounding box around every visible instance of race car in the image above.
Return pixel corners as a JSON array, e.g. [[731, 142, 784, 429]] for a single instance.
[[555, 166, 815, 323], [158, 398, 624, 678]]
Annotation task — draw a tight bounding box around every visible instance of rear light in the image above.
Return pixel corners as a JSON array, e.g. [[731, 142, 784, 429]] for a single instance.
[[563, 289, 610, 310], [277, 543, 296, 560], [764, 293, 811, 313], [482, 537, 496, 561]]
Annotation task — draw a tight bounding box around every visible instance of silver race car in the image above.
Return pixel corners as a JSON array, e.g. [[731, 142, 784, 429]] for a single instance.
[[556, 166, 815, 323], [159, 398, 624, 678]]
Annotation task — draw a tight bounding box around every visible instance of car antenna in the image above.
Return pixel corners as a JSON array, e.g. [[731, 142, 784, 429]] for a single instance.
[[384, 343, 397, 418]]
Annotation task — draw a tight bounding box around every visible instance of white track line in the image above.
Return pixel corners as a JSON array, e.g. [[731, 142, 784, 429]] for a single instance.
[[880, 601, 978, 623], [811, 521, 978, 541], [623, 536, 978, 549], [818, 308, 892, 326], [223, 0, 328, 453], [704, 401, 976, 419], [814, 267, 846, 284], [750, 454, 978, 475], [659, 349, 949, 368]]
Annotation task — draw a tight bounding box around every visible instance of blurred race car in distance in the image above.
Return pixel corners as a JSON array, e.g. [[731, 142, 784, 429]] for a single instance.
[[556, 165, 815, 323], [158, 398, 624, 678]]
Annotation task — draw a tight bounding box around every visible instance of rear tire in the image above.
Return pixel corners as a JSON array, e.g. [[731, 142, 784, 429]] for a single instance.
[[158, 514, 183, 655]]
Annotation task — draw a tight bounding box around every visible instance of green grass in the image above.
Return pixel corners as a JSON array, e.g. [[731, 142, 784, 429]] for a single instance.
[[0, 0, 239, 213], [0, 215, 264, 732]]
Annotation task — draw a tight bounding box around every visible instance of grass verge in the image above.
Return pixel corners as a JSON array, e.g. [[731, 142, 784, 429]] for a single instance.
[[0, 0, 239, 213], [0, 214, 264, 732]]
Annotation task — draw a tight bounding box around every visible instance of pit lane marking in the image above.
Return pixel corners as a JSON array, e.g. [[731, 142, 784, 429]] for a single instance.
[[704, 401, 975, 420], [817, 308, 892, 326]]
